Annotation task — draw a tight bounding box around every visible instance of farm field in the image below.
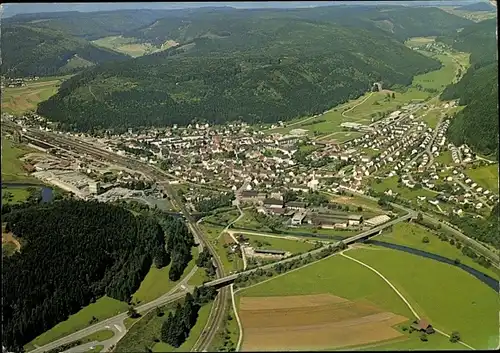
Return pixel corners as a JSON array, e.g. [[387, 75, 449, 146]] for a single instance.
[[375, 222, 498, 279], [92, 36, 161, 57], [131, 246, 199, 304], [238, 233, 316, 254], [412, 54, 460, 91], [1, 76, 69, 115], [238, 294, 408, 351], [464, 164, 499, 194], [25, 296, 128, 351], [349, 247, 499, 349]]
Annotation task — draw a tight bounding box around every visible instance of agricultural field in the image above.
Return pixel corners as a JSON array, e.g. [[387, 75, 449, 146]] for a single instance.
[[92, 36, 177, 58], [412, 54, 461, 92], [25, 296, 128, 351], [131, 246, 199, 305], [349, 247, 499, 349], [238, 294, 409, 351], [464, 164, 499, 194], [375, 222, 498, 279], [1, 76, 69, 115], [237, 254, 447, 350]]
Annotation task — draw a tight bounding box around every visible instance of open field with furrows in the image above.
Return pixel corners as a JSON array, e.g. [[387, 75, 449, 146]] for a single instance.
[[375, 222, 498, 280], [1, 76, 69, 115], [24, 296, 128, 351], [131, 246, 199, 305], [239, 233, 316, 254], [465, 164, 499, 194], [1, 138, 42, 183], [236, 251, 477, 350], [238, 294, 408, 351], [350, 247, 499, 350], [370, 176, 440, 201], [92, 36, 178, 58]]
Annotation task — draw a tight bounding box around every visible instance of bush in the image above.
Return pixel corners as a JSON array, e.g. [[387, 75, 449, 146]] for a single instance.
[[422, 236, 430, 243], [450, 331, 461, 343], [420, 333, 428, 342], [401, 325, 408, 332]]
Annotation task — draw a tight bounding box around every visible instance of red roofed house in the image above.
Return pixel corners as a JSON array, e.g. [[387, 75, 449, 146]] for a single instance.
[[411, 319, 435, 334]]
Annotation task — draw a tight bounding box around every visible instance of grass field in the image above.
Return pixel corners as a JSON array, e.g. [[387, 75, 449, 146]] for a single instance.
[[465, 164, 499, 194], [1, 76, 69, 115], [114, 301, 179, 352], [238, 255, 412, 317], [349, 247, 499, 349], [371, 176, 439, 201], [215, 234, 244, 274], [210, 304, 240, 351], [2, 187, 31, 204], [131, 246, 199, 304], [92, 36, 177, 58], [236, 255, 431, 350], [405, 37, 436, 47], [25, 296, 128, 350], [240, 233, 316, 254], [376, 222, 498, 279], [1, 138, 41, 183], [412, 54, 459, 91]]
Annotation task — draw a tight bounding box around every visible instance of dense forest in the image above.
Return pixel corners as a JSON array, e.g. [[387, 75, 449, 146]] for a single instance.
[[1, 25, 128, 77], [1, 200, 191, 351], [36, 14, 443, 131], [438, 19, 498, 159]]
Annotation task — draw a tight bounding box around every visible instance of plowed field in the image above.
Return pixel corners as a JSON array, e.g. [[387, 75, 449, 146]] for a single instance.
[[239, 294, 408, 351]]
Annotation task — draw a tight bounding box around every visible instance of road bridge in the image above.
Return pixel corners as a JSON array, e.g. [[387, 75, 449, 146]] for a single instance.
[[203, 212, 415, 288]]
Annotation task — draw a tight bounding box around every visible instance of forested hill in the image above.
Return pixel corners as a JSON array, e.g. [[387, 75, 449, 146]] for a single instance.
[[36, 17, 442, 132], [125, 6, 472, 45], [439, 19, 498, 159], [1, 200, 192, 351], [1, 25, 128, 77]]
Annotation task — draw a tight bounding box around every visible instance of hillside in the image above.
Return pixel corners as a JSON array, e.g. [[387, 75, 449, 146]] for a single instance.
[[2, 9, 185, 40], [1, 25, 128, 77], [1, 200, 176, 351], [124, 6, 473, 45], [439, 19, 498, 159], [36, 17, 442, 132], [457, 1, 496, 11]]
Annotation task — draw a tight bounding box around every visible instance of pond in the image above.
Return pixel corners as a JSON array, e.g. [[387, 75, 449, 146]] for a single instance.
[[2, 182, 54, 203]]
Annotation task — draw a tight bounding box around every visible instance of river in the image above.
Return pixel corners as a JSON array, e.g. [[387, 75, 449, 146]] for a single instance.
[[232, 226, 498, 291], [2, 182, 54, 203]]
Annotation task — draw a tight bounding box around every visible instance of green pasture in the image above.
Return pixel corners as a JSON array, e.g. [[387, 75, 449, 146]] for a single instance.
[[239, 233, 315, 254], [349, 247, 499, 349], [376, 222, 498, 279], [465, 164, 499, 194]]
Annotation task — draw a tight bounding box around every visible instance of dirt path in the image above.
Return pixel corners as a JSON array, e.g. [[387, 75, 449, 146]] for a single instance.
[[341, 92, 374, 119]]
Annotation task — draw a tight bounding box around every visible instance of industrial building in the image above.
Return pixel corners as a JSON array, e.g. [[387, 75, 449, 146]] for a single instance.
[[365, 215, 391, 227]]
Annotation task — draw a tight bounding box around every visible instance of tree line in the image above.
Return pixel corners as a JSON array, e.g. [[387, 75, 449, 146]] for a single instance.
[[160, 287, 217, 347]]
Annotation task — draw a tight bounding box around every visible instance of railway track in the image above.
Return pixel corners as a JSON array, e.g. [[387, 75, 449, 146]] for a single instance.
[[18, 126, 231, 351]]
